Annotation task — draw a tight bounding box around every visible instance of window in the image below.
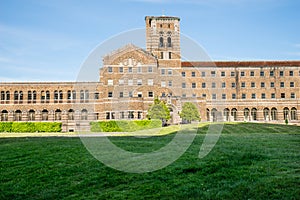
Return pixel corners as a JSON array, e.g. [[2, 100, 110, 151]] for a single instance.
[[202, 83, 206, 88], [291, 93, 295, 99], [129, 91, 133, 97], [201, 72, 206, 77], [148, 79, 153, 86], [161, 81, 166, 87], [280, 82, 284, 88], [148, 92, 153, 97], [182, 94, 186, 98], [231, 82, 236, 88], [119, 92, 123, 98], [202, 94, 207, 98], [191, 71, 196, 77], [128, 67, 133, 73], [167, 37, 172, 47], [232, 93, 236, 99], [159, 37, 164, 47], [281, 93, 285, 98], [270, 82, 275, 88], [271, 93, 275, 99], [119, 79, 124, 85], [252, 93, 256, 99], [250, 71, 254, 76], [192, 94, 196, 98], [270, 71, 274, 76], [162, 92, 166, 97], [161, 69, 165, 75], [261, 82, 265, 88], [148, 66, 153, 73], [280, 71, 284, 76], [108, 92, 113, 98], [137, 79, 142, 86], [260, 71, 264, 77], [251, 82, 255, 88], [94, 93, 99, 100], [137, 66, 142, 73], [108, 79, 113, 86], [290, 82, 294, 87], [212, 82, 216, 88], [108, 66, 112, 73], [261, 93, 266, 99], [242, 93, 246, 99], [221, 71, 225, 77], [289, 71, 293, 76], [241, 71, 245, 76], [222, 82, 226, 88], [168, 52, 172, 59], [168, 69, 172, 75], [231, 71, 235, 77], [192, 83, 196, 88], [120, 112, 125, 119], [128, 79, 133, 86], [119, 67, 123, 73], [241, 82, 245, 88], [168, 81, 172, 87], [128, 111, 134, 119], [212, 94, 216, 99], [182, 83, 186, 88], [181, 72, 185, 77], [222, 94, 226, 99], [211, 71, 216, 77], [137, 92, 142, 98], [160, 52, 164, 59]]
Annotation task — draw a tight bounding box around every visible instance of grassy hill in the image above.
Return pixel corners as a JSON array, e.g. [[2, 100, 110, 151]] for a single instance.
[[0, 123, 299, 199]]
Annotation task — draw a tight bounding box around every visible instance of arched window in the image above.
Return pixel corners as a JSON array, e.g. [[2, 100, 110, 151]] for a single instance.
[[167, 37, 172, 47], [6, 91, 10, 102], [291, 107, 297, 120], [28, 109, 35, 121], [28, 91, 32, 103], [59, 90, 63, 103], [251, 108, 257, 121], [283, 107, 289, 120], [33, 91, 37, 103], [159, 37, 164, 47], [55, 109, 62, 120], [80, 90, 84, 103], [231, 108, 237, 121], [271, 108, 277, 120], [223, 108, 230, 121], [1, 110, 8, 121], [42, 109, 48, 121], [46, 91, 50, 103], [85, 90, 89, 102], [263, 108, 270, 121], [68, 109, 74, 120], [211, 108, 218, 122], [206, 108, 210, 121], [81, 109, 88, 120], [244, 108, 250, 121], [14, 110, 22, 121]]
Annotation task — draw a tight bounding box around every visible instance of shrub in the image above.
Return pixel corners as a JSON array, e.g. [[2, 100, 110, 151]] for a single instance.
[[90, 119, 161, 132], [0, 122, 62, 133], [0, 122, 13, 132]]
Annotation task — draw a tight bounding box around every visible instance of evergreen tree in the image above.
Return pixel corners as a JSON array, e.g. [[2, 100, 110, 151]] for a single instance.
[[180, 102, 200, 123]]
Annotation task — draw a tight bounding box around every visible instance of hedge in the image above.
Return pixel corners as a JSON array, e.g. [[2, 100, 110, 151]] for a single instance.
[[0, 122, 62, 133], [90, 119, 162, 132]]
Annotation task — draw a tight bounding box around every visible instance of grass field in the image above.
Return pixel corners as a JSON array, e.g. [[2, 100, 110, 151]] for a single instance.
[[0, 123, 299, 199]]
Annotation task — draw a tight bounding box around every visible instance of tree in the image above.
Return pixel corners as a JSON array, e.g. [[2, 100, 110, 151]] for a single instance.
[[147, 97, 170, 124], [180, 102, 200, 123]]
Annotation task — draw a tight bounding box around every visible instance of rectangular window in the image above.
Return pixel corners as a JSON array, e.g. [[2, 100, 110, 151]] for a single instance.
[[280, 71, 284, 76], [119, 67, 123, 73], [281, 93, 285, 98], [108, 66, 113, 73], [280, 82, 284, 88], [137, 79, 142, 86], [250, 71, 255, 76], [168, 52, 172, 59], [161, 69, 165, 75], [160, 52, 164, 59], [161, 81, 166, 87], [119, 79, 124, 85], [129, 91, 133, 97], [291, 93, 295, 99], [231, 82, 236, 88], [191, 71, 196, 77], [251, 82, 255, 88], [260, 71, 264, 77], [201, 72, 206, 77], [119, 92, 123, 98], [271, 93, 275, 99], [261, 82, 265, 88], [148, 66, 153, 73], [94, 93, 99, 100], [270, 71, 274, 76], [241, 82, 246, 88], [108, 92, 113, 98], [231, 71, 235, 77], [221, 71, 225, 77], [148, 79, 153, 86], [212, 94, 216, 99], [212, 82, 216, 88], [192, 83, 196, 88], [290, 82, 294, 87], [137, 66, 142, 73], [202, 82, 206, 88], [242, 93, 246, 99], [270, 82, 274, 88], [222, 94, 226, 99], [261, 93, 266, 99], [137, 92, 142, 98], [128, 79, 133, 86], [128, 67, 133, 73], [182, 94, 186, 98], [148, 91, 153, 97], [202, 94, 207, 98], [181, 72, 185, 77], [241, 71, 245, 76], [211, 71, 216, 77], [168, 81, 172, 87], [252, 93, 256, 99], [182, 83, 186, 88], [232, 93, 236, 99], [168, 69, 172, 75], [108, 79, 113, 86], [289, 71, 293, 76], [222, 82, 226, 88], [162, 92, 166, 97], [192, 94, 196, 98]]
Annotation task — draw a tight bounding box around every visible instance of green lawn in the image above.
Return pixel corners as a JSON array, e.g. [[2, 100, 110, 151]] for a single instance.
[[0, 123, 299, 199]]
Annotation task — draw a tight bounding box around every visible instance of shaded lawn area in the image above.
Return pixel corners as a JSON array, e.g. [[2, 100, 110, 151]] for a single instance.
[[0, 123, 299, 199]]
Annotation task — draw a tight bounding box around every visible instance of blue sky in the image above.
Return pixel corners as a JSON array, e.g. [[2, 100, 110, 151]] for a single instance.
[[0, 0, 299, 81]]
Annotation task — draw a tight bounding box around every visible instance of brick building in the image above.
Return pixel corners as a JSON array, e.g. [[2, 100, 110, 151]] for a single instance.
[[1, 15, 299, 131]]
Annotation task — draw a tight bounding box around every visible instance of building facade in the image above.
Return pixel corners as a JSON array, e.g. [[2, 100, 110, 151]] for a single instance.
[[1, 16, 299, 132]]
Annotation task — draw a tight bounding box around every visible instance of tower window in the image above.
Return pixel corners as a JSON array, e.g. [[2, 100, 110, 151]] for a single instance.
[[167, 37, 172, 47], [159, 37, 164, 47], [169, 52, 172, 59], [160, 52, 164, 59]]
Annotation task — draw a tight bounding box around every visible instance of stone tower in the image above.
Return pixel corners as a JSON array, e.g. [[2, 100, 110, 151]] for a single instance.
[[145, 16, 181, 68]]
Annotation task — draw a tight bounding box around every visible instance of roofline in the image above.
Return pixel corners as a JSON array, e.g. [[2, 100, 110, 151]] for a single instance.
[[181, 61, 300, 67]]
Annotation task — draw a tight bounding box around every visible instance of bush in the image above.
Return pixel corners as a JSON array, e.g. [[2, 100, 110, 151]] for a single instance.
[[90, 119, 161, 132], [0, 122, 62, 133]]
